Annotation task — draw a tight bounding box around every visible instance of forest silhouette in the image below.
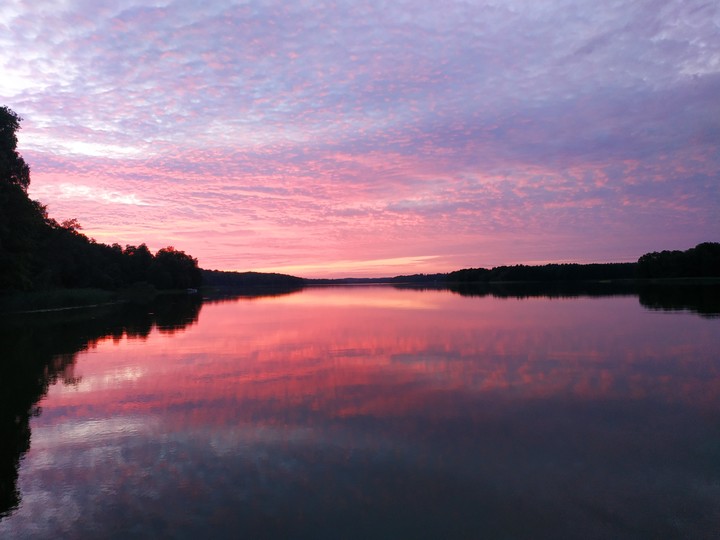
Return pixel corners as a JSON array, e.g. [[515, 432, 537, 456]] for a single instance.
[[0, 106, 201, 293]]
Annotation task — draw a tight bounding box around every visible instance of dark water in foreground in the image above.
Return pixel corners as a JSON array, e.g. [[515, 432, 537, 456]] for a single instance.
[[1, 285, 719, 539]]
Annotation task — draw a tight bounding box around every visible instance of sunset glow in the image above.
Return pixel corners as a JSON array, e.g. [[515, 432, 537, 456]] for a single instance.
[[4, 1, 719, 276]]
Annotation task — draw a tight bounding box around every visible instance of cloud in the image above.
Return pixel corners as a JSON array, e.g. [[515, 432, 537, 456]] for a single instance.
[[253, 255, 443, 278], [31, 181, 153, 207], [6, 0, 720, 275]]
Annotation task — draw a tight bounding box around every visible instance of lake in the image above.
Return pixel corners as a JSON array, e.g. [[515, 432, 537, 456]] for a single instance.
[[1, 284, 719, 539]]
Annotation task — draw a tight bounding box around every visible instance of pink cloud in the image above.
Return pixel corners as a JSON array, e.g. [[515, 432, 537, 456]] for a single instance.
[[4, 0, 718, 276]]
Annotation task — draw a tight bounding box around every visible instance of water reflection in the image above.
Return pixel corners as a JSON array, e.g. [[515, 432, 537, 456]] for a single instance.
[[202, 284, 305, 304], [1, 285, 719, 538], [636, 282, 720, 318], [419, 281, 720, 318], [0, 294, 201, 517]]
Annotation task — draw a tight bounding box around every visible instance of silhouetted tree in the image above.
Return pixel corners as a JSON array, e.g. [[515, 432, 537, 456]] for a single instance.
[[445, 263, 637, 283], [123, 244, 154, 284], [0, 106, 203, 293], [149, 247, 201, 289], [203, 269, 304, 289], [0, 106, 30, 191], [0, 107, 47, 289], [637, 243, 720, 278]]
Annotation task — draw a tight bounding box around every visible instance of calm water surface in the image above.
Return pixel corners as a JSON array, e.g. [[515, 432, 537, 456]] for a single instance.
[[1, 286, 719, 539]]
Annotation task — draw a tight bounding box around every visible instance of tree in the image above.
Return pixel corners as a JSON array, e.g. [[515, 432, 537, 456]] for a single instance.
[[149, 247, 201, 289], [0, 106, 31, 191], [123, 244, 154, 283], [0, 105, 205, 293], [0, 107, 45, 289], [637, 243, 720, 278]]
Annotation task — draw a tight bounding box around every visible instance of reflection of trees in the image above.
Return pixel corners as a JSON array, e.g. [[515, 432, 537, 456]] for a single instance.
[[202, 286, 304, 304], [0, 294, 201, 518], [441, 281, 639, 299], [637, 283, 720, 318], [399, 281, 720, 317]]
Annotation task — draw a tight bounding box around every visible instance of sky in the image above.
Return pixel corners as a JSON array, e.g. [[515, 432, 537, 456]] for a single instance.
[[2, 0, 719, 277]]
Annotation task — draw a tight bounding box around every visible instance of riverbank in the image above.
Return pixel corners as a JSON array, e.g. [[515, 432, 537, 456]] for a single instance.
[[0, 288, 119, 314], [0, 283, 197, 314]]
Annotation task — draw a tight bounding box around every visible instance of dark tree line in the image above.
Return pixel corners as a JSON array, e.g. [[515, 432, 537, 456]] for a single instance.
[[0, 106, 201, 292], [444, 245, 719, 284], [637, 242, 720, 279], [446, 262, 638, 283], [303, 249, 718, 287], [202, 269, 304, 289]]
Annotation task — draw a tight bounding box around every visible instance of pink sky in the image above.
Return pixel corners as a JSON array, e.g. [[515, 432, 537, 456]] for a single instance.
[[3, 1, 718, 277]]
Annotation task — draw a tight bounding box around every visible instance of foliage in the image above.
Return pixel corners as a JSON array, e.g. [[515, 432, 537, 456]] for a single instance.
[[202, 269, 303, 289], [0, 106, 30, 191], [636, 243, 720, 279], [446, 262, 638, 283], [446, 247, 719, 284], [0, 106, 201, 293], [150, 247, 202, 289]]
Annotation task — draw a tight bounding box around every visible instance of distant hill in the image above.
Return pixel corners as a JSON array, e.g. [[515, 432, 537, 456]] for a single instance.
[[201, 269, 304, 289]]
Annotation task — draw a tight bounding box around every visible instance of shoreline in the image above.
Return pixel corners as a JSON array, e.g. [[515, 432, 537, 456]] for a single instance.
[[4, 278, 719, 316]]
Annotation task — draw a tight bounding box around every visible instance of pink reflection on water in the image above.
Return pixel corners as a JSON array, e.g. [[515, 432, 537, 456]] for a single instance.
[[36, 287, 720, 433], [2, 287, 718, 539]]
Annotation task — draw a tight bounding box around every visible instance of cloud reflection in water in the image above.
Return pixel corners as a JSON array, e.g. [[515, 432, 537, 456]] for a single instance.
[[1, 287, 719, 539]]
